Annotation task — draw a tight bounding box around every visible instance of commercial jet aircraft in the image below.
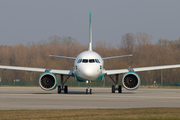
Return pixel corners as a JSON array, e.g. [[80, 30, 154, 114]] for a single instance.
[[1, 12, 180, 94]]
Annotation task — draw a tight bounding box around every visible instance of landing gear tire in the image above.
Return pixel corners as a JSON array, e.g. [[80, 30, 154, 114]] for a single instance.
[[118, 85, 122, 93], [58, 85, 61, 94], [86, 89, 92, 94], [112, 85, 115, 93], [64, 85, 68, 94], [86, 89, 88, 94], [90, 89, 92, 94], [109, 74, 123, 93]]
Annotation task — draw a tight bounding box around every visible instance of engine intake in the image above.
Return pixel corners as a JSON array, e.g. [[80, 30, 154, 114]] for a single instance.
[[39, 72, 57, 91], [122, 72, 141, 90]]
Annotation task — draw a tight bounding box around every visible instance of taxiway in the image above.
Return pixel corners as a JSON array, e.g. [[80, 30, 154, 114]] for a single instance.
[[0, 87, 180, 110]]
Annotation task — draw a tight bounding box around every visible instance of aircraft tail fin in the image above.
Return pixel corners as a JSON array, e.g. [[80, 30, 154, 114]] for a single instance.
[[89, 12, 92, 51]]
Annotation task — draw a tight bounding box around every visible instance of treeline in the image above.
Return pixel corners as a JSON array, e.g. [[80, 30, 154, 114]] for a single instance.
[[0, 33, 180, 85]]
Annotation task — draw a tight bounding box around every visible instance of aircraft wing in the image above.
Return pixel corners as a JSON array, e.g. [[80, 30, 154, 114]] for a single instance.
[[0, 65, 73, 75], [105, 64, 180, 75]]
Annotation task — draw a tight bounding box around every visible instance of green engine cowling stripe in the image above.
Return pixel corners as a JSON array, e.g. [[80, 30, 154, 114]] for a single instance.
[[74, 73, 105, 82]]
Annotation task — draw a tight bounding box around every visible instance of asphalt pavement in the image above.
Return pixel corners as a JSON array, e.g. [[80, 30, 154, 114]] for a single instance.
[[0, 87, 180, 110]]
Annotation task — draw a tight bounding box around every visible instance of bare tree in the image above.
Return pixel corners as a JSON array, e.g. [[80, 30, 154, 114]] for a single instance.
[[120, 33, 136, 54], [136, 32, 152, 47]]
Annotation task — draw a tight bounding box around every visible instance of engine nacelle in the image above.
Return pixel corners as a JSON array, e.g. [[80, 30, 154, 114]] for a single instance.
[[122, 72, 141, 90], [39, 72, 57, 91]]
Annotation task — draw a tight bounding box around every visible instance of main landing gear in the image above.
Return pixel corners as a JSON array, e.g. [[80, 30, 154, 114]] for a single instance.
[[57, 75, 70, 94], [86, 80, 92, 94], [109, 74, 122, 93]]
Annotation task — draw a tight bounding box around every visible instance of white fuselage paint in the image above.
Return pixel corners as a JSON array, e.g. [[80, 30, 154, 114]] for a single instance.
[[74, 51, 104, 81]]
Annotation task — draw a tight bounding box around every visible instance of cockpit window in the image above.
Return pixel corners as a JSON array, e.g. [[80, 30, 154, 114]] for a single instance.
[[77, 59, 82, 63], [89, 59, 95, 63], [95, 59, 100, 63], [79, 59, 100, 63], [82, 59, 88, 63]]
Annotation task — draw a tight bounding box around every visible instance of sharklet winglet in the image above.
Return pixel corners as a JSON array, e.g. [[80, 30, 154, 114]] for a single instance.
[[89, 12, 92, 51]]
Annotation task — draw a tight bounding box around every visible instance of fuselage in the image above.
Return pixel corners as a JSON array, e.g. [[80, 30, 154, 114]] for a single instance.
[[73, 51, 105, 82]]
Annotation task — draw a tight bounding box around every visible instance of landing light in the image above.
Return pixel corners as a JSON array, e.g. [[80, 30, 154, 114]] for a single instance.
[[86, 80, 91, 83]]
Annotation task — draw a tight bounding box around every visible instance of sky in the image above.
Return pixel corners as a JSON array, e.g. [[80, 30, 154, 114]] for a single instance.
[[0, 0, 180, 46]]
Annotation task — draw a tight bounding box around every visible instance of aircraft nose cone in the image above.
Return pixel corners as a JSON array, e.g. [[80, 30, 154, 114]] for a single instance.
[[83, 69, 95, 78], [79, 65, 100, 80]]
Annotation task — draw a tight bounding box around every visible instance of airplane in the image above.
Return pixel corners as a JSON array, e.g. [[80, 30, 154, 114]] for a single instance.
[[1, 12, 180, 94]]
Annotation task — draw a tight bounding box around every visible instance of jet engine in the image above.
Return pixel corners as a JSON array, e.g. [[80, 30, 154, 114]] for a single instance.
[[39, 72, 57, 91], [122, 72, 141, 90]]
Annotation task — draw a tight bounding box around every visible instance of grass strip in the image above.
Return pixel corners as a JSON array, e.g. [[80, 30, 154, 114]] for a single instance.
[[0, 108, 180, 120]]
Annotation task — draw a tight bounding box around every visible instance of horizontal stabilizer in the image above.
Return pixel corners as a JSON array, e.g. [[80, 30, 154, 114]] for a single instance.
[[103, 54, 133, 60], [49, 55, 76, 60]]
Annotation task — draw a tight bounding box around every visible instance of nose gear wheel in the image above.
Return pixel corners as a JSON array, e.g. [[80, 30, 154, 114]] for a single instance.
[[86, 81, 92, 94]]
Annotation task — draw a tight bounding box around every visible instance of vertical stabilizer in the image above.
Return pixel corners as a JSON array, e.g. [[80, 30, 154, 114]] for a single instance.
[[89, 12, 92, 51]]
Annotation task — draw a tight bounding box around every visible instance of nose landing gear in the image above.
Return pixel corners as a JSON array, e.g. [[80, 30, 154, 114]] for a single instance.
[[86, 80, 92, 94]]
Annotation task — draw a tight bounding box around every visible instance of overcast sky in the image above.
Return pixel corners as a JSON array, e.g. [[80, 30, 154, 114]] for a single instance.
[[0, 0, 180, 46]]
